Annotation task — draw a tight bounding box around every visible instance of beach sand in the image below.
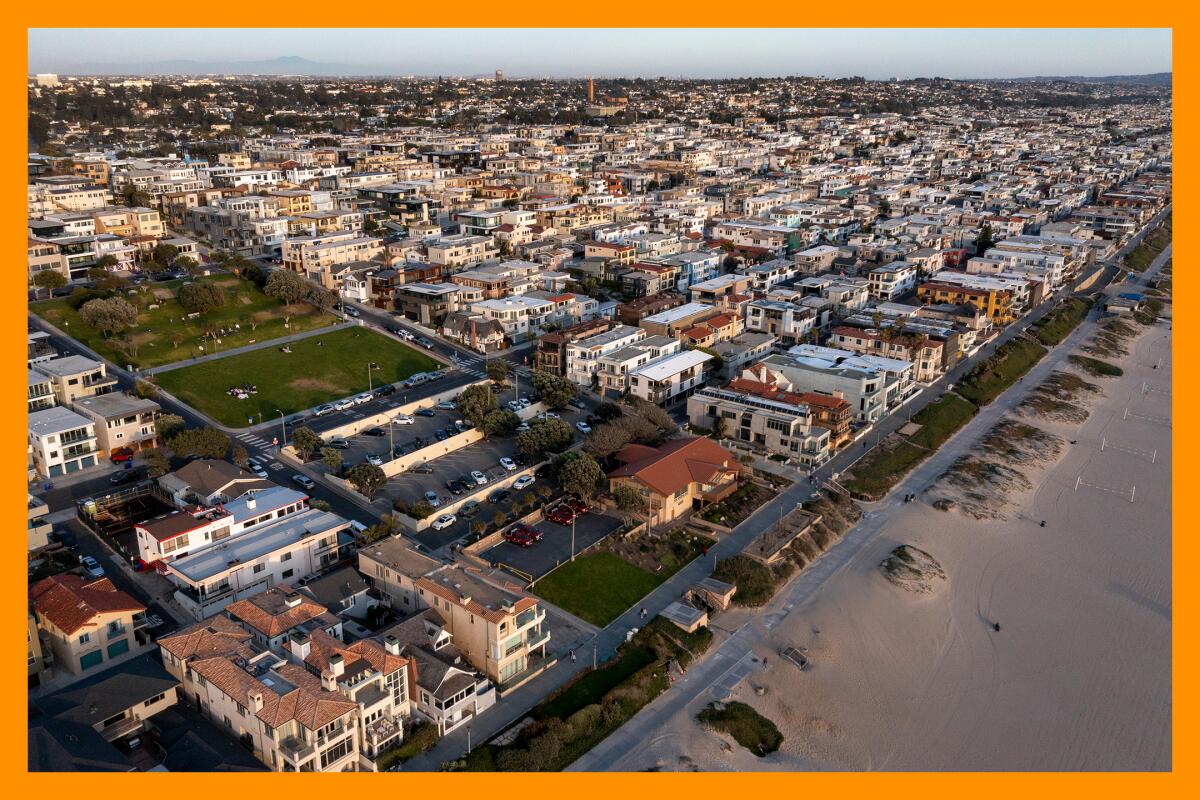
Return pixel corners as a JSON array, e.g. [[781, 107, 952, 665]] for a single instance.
[[615, 319, 1171, 772]]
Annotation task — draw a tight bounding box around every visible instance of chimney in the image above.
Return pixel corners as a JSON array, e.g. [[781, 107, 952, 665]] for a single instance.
[[284, 591, 302, 608], [328, 653, 344, 677], [384, 634, 400, 656], [249, 691, 264, 712], [246, 496, 256, 510], [289, 631, 310, 661], [320, 669, 337, 691]]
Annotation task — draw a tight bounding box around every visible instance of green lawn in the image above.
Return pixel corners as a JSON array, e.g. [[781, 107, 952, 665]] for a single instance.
[[531, 552, 662, 627], [955, 338, 1047, 406], [31, 276, 336, 369], [153, 327, 439, 426], [843, 393, 978, 499]]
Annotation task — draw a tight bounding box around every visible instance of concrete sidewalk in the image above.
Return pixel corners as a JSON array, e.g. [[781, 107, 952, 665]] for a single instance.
[[144, 320, 353, 375]]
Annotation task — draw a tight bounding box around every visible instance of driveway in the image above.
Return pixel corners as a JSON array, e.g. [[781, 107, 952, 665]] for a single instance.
[[481, 512, 625, 580]]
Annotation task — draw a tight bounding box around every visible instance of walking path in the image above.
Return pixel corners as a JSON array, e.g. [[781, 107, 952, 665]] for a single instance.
[[143, 321, 354, 375]]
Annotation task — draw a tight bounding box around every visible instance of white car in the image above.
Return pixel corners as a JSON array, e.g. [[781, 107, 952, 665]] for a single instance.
[[250, 463, 269, 478], [538, 411, 560, 420], [333, 398, 354, 411], [366, 454, 384, 466], [513, 475, 535, 491], [518, 398, 531, 408], [314, 404, 336, 416], [353, 393, 373, 406], [424, 491, 442, 508], [470, 471, 488, 486], [576, 421, 592, 434], [431, 514, 457, 531], [500, 457, 518, 471], [516, 422, 531, 432], [507, 400, 522, 411], [80, 555, 105, 579], [394, 414, 415, 425]]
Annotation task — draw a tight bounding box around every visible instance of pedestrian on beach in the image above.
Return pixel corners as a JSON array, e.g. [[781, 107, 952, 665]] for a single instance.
[[1040, 520, 1046, 528]]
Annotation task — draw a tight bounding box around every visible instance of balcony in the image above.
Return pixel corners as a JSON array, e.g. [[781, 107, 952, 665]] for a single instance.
[[525, 628, 550, 652], [279, 736, 316, 764]]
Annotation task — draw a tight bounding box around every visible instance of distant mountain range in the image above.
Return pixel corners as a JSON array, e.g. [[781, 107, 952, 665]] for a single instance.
[[994, 72, 1172, 87], [51, 55, 374, 77]]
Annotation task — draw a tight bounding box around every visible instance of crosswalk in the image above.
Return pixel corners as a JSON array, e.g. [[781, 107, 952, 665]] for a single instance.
[[235, 431, 275, 451], [452, 355, 534, 382]]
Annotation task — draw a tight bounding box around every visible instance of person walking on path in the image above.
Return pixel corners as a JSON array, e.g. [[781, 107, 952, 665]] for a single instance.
[[640, 607, 648, 620], [569, 649, 576, 663]]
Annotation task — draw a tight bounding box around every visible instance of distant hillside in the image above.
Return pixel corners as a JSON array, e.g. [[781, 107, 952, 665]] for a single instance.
[[1003, 72, 1171, 87], [55, 55, 372, 77]]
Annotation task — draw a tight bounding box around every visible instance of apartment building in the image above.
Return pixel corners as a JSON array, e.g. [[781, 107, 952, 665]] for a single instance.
[[166, 508, 351, 621], [34, 355, 117, 405], [282, 230, 384, 290], [827, 326, 946, 383], [787, 344, 917, 415], [595, 334, 680, 397], [30, 574, 148, 676], [28, 369, 55, 413], [28, 406, 98, 478], [357, 534, 443, 613], [158, 458, 276, 508], [745, 298, 821, 345], [426, 234, 499, 268], [470, 295, 556, 343], [564, 324, 647, 387], [28, 237, 69, 283], [226, 587, 342, 653], [72, 393, 160, 459], [607, 437, 744, 527], [414, 566, 550, 691], [638, 302, 719, 339], [687, 386, 831, 466], [534, 318, 614, 376], [867, 262, 918, 300], [628, 348, 713, 407], [916, 280, 1016, 325]]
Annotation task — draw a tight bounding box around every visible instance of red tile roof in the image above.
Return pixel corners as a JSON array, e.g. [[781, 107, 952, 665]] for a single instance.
[[608, 437, 741, 497], [31, 575, 145, 635]]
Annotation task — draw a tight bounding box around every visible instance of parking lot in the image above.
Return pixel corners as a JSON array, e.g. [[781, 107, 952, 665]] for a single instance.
[[480, 510, 625, 581]]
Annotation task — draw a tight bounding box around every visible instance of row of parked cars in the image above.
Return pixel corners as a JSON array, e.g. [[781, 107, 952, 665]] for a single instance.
[[502, 497, 591, 547]]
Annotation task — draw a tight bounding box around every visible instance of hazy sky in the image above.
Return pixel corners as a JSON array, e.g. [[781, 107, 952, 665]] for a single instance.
[[29, 28, 1172, 79]]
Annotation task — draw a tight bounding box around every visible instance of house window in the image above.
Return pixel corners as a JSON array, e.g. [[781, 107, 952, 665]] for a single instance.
[[282, 569, 294, 579], [281, 552, 292, 562], [79, 632, 91, 645]]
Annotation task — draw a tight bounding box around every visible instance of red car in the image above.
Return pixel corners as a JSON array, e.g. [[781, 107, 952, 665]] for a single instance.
[[513, 524, 544, 542], [110, 448, 134, 464], [563, 497, 589, 515], [546, 506, 576, 525], [503, 529, 536, 548]]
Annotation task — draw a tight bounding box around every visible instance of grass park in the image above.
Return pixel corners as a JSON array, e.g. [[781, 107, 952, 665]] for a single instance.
[[153, 326, 440, 426], [531, 551, 662, 627], [31, 275, 337, 370]]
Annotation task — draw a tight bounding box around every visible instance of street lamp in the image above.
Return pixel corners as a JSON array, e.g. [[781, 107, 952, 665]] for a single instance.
[[276, 409, 287, 449], [570, 514, 577, 562]]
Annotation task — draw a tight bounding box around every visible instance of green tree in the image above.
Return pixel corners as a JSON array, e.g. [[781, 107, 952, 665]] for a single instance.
[[586, 422, 634, 458], [177, 281, 225, 313], [531, 370, 577, 409], [154, 413, 186, 440], [595, 401, 623, 422], [168, 426, 230, 460], [408, 500, 434, 520], [974, 223, 995, 254], [612, 483, 648, 525], [141, 448, 170, 479], [153, 242, 180, 266], [119, 184, 152, 208], [321, 447, 343, 474], [291, 426, 324, 461], [79, 296, 138, 337], [310, 499, 331, 512], [174, 255, 201, 276], [133, 379, 159, 399], [482, 408, 521, 437], [231, 444, 249, 468], [347, 463, 387, 499], [485, 359, 512, 384], [554, 451, 604, 500], [264, 269, 312, 305], [516, 419, 574, 458], [492, 510, 507, 528], [712, 415, 727, 440], [364, 513, 404, 542], [32, 269, 66, 298], [457, 384, 499, 427]]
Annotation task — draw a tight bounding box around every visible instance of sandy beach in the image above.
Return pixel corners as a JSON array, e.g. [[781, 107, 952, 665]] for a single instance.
[[600, 316, 1171, 773]]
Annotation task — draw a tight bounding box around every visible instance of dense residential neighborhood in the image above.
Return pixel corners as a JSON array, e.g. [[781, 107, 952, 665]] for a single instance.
[[25, 51, 1172, 773]]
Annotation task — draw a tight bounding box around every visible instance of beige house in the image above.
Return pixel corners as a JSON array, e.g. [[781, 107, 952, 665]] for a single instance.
[[607, 437, 744, 527], [72, 393, 160, 458], [34, 355, 117, 405], [30, 574, 148, 676], [357, 535, 442, 612], [414, 566, 550, 691]]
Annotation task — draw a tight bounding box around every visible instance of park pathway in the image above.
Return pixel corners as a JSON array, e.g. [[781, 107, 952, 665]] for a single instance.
[[143, 320, 354, 375]]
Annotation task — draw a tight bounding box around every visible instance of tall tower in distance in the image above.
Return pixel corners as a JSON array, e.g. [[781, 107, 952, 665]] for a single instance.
[[587, 76, 595, 103], [495, 69, 504, 81]]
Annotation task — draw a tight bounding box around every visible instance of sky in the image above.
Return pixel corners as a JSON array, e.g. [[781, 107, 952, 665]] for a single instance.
[[28, 29, 1172, 80]]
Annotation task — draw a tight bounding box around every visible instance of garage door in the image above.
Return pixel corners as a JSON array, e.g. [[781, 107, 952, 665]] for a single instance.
[[79, 650, 104, 671], [107, 639, 130, 659]]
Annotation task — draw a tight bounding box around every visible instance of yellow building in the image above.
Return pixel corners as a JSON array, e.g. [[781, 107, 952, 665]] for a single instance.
[[917, 281, 1015, 325]]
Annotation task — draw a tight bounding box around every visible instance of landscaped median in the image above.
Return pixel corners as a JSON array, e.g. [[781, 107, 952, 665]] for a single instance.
[[844, 299, 1094, 501], [152, 326, 439, 426], [442, 617, 714, 772]]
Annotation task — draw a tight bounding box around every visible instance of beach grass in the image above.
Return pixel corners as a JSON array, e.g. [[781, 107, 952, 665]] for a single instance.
[[153, 327, 438, 426], [1124, 216, 1171, 272], [1031, 298, 1092, 346], [1068, 355, 1124, 378], [956, 338, 1048, 406], [697, 701, 784, 756]]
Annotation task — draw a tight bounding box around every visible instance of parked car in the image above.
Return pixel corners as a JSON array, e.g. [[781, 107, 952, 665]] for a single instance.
[[292, 474, 315, 490], [513, 475, 535, 491], [80, 555, 105, 578], [374, 384, 396, 397], [506, 400, 522, 412], [446, 479, 465, 496], [576, 421, 592, 434], [327, 438, 351, 450], [563, 497, 590, 515], [110, 447, 134, 464], [416, 338, 435, 348], [363, 428, 386, 437], [513, 523, 544, 542], [434, 430, 448, 442], [424, 490, 441, 508], [50, 530, 78, 552], [470, 470, 488, 486], [344, 306, 360, 318], [487, 488, 511, 504], [416, 408, 436, 417], [489, 384, 504, 394], [352, 393, 373, 406], [109, 469, 140, 486], [536, 411, 560, 420], [460, 500, 480, 518], [503, 529, 536, 547], [386, 326, 403, 335], [568, 398, 585, 410], [408, 465, 434, 475], [499, 457, 517, 471], [314, 404, 336, 417], [394, 414, 415, 425], [546, 506, 576, 525], [366, 454, 384, 467], [516, 422, 531, 432], [333, 399, 354, 411], [512, 453, 530, 467], [249, 463, 269, 478], [436, 401, 456, 411], [454, 420, 469, 432], [517, 398, 531, 409], [432, 514, 457, 531]]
